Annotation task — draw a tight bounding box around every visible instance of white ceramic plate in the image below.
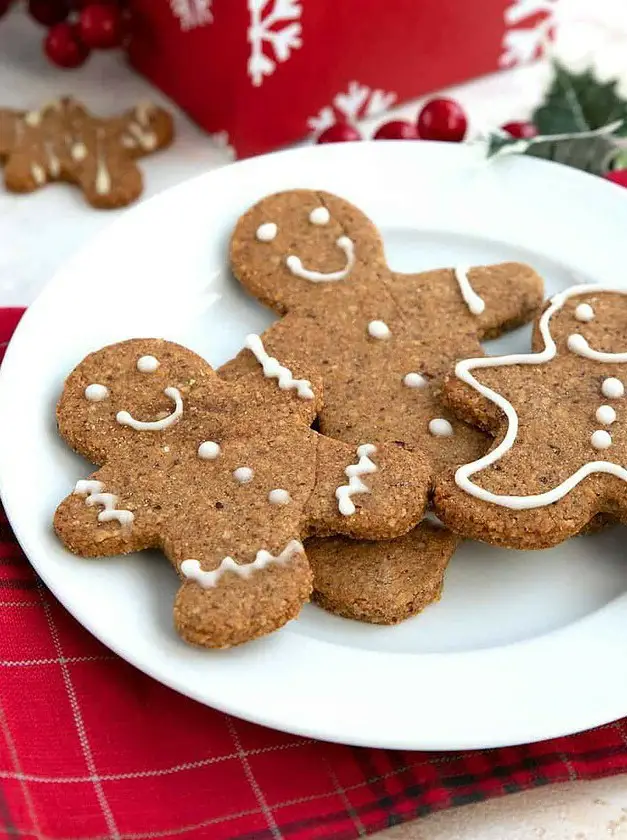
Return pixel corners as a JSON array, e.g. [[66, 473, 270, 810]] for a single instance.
[[2, 142, 627, 751]]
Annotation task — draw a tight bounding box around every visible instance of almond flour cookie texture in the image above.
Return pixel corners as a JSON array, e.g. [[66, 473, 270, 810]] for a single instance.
[[54, 338, 430, 648], [435, 286, 627, 549], [0, 97, 173, 208], [221, 189, 545, 624]]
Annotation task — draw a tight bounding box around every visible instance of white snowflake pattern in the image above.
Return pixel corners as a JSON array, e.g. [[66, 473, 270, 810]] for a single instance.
[[170, 0, 213, 31], [247, 0, 303, 87], [209, 131, 236, 161], [500, 0, 560, 67], [307, 81, 397, 136]]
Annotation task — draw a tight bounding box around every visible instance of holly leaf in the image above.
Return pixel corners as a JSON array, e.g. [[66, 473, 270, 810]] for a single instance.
[[485, 61, 627, 174], [533, 61, 627, 137]]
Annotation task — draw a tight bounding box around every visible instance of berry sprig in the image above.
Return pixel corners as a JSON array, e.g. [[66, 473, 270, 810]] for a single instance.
[[0, 0, 127, 69]]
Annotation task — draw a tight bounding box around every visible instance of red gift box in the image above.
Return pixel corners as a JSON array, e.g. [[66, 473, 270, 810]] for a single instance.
[[127, 0, 557, 159]]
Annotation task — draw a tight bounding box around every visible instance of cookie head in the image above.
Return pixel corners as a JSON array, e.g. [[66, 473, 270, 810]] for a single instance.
[[535, 289, 627, 359], [230, 189, 387, 313], [57, 338, 218, 464]]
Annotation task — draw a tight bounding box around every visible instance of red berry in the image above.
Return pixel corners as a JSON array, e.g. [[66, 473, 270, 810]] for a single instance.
[[44, 22, 90, 68], [0, 0, 14, 17], [604, 170, 627, 188], [373, 120, 419, 140], [78, 2, 124, 49], [417, 98, 468, 143], [316, 123, 362, 144], [502, 120, 538, 139], [28, 0, 68, 26]]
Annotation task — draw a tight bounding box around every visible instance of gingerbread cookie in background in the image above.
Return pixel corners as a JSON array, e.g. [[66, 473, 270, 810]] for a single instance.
[[0, 97, 173, 208], [54, 338, 430, 648], [434, 285, 627, 550], [221, 189, 545, 624]]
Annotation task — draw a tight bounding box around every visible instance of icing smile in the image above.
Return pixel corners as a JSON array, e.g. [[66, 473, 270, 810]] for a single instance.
[[285, 236, 355, 282]]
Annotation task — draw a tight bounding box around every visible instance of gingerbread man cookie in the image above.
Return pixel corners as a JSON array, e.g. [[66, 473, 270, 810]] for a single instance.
[[0, 97, 173, 208], [54, 338, 430, 648], [434, 285, 627, 549], [221, 189, 545, 623]]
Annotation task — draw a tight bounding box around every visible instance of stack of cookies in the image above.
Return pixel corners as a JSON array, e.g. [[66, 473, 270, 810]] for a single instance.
[[54, 190, 627, 649]]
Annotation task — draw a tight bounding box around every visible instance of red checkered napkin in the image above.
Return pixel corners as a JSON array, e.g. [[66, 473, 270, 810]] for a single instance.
[[1, 308, 626, 840]]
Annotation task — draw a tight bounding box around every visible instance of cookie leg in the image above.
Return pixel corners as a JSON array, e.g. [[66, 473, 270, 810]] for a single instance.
[[171, 540, 313, 649], [305, 435, 431, 541], [308, 521, 458, 624]]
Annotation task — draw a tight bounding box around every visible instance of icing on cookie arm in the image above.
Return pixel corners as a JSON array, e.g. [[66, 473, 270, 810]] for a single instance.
[[304, 434, 430, 540]]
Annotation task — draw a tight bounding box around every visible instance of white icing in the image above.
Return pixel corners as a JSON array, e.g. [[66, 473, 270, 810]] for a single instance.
[[45, 142, 60, 178], [455, 285, 627, 510], [198, 441, 220, 460], [24, 110, 41, 127], [127, 122, 157, 151], [367, 320, 391, 340], [429, 418, 454, 437], [180, 540, 303, 589], [95, 150, 111, 196], [256, 222, 277, 242], [74, 479, 134, 527], [84, 384, 109, 402], [575, 303, 595, 322], [233, 466, 254, 484], [454, 266, 486, 316], [601, 377, 624, 399], [121, 135, 136, 149], [596, 405, 616, 425], [116, 387, 183, 431], [71, 142, 88, 162], [30, 163, 45, 186], [335, 443, 377, 516], [591, 430, 612, 450], [137, 355, 160, 373], [268, 489, 290, 505], [309, 207, 330, 225], [286, 236, 355, 282], [568, 332, 627, 363], [135, 100, 154, 127], [245, 334, 314, 399], [403, 372, 428, 389]]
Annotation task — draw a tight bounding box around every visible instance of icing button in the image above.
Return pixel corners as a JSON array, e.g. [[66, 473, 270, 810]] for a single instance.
[[591, 430, 612, 450]]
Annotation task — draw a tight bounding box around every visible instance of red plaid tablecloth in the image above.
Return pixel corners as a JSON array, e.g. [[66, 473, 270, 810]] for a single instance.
[[1, 307, 627, 840]]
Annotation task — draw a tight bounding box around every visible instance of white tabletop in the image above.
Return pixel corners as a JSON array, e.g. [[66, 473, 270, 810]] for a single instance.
[[1, 1, 627, 837]]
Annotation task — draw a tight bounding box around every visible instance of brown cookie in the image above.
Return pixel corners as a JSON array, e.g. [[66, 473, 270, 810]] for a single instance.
[[221, 189, 544, 623], [54, 338, 430, 648], [434, 285, 627, 549], [0, 97, 173, 208], [307, 520, 458, 624]]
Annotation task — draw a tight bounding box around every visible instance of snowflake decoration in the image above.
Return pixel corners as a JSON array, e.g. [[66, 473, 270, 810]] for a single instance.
[[247, 0, 303, 87], [209, 131, 236, 162], [307, 81, 397, 136], [500, 0, 560, 67], [170, 0, 214, 31]]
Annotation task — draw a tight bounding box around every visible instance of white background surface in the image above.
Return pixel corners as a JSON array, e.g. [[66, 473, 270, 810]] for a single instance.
[[1, 0, 627, 837]]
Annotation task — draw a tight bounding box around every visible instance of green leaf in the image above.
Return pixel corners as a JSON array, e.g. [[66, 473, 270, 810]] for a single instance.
[[533, 61, 627, 137]]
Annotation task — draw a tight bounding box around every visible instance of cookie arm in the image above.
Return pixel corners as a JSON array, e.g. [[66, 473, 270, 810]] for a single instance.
[[304, 434, 430, 540], [54, 467, 159, 558], [219, 313, 312, 382]]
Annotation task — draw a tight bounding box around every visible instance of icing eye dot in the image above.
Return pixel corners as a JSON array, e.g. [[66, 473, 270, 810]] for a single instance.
[[602, 377, 624, 399], [268, 489, 291, 505], [575, 303, 595, 322], [591, 429, 612, 450], [309, 206, 330, 225], [137, 355, 159, 373], [368, 320, 391, 340], [198, 441, 220, 460], [596, 405, 616, 425], [403, 372, 428, 389], [256, 222, 278, 242], [429, 418, 454, 437], [233, 466, 254, 484], [84, 383, 109, 402]]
